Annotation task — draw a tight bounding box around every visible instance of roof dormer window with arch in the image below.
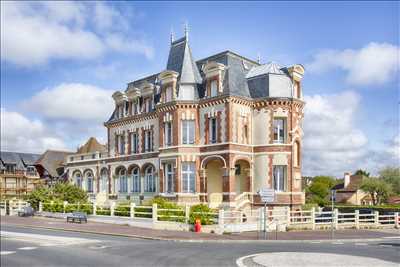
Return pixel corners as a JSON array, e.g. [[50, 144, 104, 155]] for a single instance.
[[202, 61, 225, 98], [158, 70, 178, 103]]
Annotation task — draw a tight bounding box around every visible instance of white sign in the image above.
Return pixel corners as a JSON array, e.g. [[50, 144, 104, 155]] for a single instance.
[[258, 188, 275, 203]]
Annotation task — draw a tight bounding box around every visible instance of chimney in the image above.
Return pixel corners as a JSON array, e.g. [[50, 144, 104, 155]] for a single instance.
[[344, 172, 351, 188]]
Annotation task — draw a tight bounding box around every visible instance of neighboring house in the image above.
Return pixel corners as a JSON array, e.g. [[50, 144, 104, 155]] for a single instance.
[[0, 151, 42, 198], [65, 30, 306, 209], [66, 137, 107, 196], [35, 150, 72, 186], [387, 196, 400, 205], [332, 172, 370, 205]]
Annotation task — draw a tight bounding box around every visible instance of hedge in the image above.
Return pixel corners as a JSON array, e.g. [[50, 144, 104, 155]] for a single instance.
[[324, 204, 400, 213], [189, 204, 217, 225]]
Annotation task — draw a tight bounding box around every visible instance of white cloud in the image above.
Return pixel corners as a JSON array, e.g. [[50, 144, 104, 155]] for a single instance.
[[22, 83, 114, 121], [386, 134, 400, 160], [0, 108, 67, 153], [302, 91, 369, 176], [307, 42, 400, 86], [0, 1, 153, 67]]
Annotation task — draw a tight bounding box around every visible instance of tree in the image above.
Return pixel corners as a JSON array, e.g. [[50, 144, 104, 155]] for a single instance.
[[379, 167, 400, 195], [305, 175, 337, 206], [354, 169, 370, 177], [360, 177, 392, 205]]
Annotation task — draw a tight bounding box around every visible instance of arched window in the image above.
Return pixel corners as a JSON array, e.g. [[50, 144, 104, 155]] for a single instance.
[[100, 168, 108, 193], [118, 168, 127, 193], [75, 172, 82, 188], [86, 172, 94, 193], [144, 166, 155, 192], [131, 168, 140, 193]]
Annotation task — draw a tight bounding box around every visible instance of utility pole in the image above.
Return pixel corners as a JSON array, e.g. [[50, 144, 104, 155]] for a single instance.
[[331, 189, 336, 239]]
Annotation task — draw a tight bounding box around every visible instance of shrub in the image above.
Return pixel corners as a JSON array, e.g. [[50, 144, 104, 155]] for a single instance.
[[189, 204, 217, 225], [115, 204, 130, 217], [96, 207, 111, 216], [150, 197, 184, 222]]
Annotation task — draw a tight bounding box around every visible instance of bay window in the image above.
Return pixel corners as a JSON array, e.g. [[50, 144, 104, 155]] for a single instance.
[[181, 163, 195, 193], [273, 165, 286, 192], [182, 120, 195, 144]]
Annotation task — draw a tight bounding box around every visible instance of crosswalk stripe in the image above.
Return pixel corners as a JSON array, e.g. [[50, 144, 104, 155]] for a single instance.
[[0, 251, 16, 255], [18, 247, 38, 250], [354, 243, 368, 246]]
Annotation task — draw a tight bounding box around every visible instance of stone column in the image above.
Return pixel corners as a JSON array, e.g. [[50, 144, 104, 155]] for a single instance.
[[199, 169, 207, 202]]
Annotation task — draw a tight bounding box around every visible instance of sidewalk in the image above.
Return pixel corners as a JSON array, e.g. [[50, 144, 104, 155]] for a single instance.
[[2, 216, 399, 242]]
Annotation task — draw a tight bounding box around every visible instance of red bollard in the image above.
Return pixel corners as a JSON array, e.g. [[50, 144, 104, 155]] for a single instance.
[[194, 219, 202, 233]]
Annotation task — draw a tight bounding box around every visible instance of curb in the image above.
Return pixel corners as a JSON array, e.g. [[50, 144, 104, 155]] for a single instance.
[[3, 223, 399, 244]]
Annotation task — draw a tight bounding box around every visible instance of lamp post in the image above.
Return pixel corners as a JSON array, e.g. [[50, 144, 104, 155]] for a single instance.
[[331, 189, 336, 239]]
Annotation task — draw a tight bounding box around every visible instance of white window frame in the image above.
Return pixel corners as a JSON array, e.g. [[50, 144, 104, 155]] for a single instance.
[[273, 118, 286, 144], [209, 117, 217, 143], [164, 163, 174, 193], [210, 80, 218, 97], [182, 120, 195, 144], [131, 133, 139, 154], [131, 168, 140, 193], [87, 173, 94, 193], [164, 122, 172, 146], [273, 165, 286, 192], [119, 169, 128, 193], [145, 130, 153, 152], [145, 166, 155, 192], [181, 163, 195, 193], [75, 173, 82, 188], [100, 169, 108, 193]]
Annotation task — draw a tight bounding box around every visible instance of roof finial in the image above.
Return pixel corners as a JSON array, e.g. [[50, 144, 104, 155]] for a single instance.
[[184, 21, 189, 41], [257, 53, 261, 64], [170, 27, 175, 44]]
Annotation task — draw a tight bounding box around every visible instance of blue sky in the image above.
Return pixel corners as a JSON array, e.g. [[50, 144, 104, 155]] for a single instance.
[[1, 1, 398, 176]]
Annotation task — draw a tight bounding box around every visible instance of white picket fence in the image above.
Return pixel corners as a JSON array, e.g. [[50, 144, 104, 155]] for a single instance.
[[0, 200, 30, 216]]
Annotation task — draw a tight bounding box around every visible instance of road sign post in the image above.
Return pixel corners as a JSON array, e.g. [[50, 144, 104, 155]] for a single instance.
[[258, 188, 275, 240]]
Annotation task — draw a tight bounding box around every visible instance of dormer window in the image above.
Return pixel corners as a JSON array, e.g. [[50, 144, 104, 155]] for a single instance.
[[118, 105, 124, 118], [143, 98, 152, 113], [124, 101, 129, 116], [210, 80, 218, 97], [132, 99, 140, 115], [165, 86, 173, 102]]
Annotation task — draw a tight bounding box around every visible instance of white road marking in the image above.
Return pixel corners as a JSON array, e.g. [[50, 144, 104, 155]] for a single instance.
[[383, 236, 400, 239], [354, 243, 368, 246], [379, 245, 393, 248], [0, 231, 100, 247], [0, 251, 16, 255], [331, 242, 344, 245], [309, 241, 321, 244], [18, 247, 38, 250]]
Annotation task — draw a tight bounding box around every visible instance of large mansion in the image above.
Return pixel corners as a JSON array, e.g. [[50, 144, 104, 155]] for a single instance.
[[65, 32, 305, 209]]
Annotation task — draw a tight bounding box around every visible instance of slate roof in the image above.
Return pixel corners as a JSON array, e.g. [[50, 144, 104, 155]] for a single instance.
[[0, 151, 41, 170], [77, 137, 107, 154], [35, 150, 72, 178]]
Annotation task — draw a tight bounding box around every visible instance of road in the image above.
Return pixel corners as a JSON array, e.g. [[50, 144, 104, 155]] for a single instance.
[[1, 225, 399, 267]]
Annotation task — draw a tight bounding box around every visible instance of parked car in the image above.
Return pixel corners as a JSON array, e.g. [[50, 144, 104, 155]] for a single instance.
[[18, 206, 35, 217]]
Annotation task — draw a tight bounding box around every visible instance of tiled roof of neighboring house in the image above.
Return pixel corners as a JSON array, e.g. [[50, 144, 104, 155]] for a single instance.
[[0, 151, 41, 170], [387, 196, 400, 204], [35, 150, 72, 178], [332, 183, 345, 191], [77, 137, 107, 154], [333, 174, 365, 192]]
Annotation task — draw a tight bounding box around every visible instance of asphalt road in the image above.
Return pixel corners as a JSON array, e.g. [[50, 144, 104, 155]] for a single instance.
[[1, 225, 399, 267]]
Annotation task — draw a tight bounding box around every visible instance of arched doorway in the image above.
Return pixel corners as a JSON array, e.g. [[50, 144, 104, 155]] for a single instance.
[[202, 156, 226, 208], [234, 159, 251, 195]]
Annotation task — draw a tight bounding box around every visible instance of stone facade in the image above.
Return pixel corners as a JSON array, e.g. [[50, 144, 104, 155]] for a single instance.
[[65, 32, 306, 208]]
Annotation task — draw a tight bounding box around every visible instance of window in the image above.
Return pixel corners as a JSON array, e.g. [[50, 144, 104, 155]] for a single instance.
[[165, 86, 172, 102], [273, 118, 286, 143], [181, 163, 195, 193], [182, 120, 195, 144], [144, 130, 153, 152], [164, 122, 172, 146], [70, 157, 74, 162], [243, 124, 249, 144], [87, 173, 93, 193], [81, 156, 84, 160], [235, 164, 241, 175], [119, 135, 125, 155], [294, 81, 301, 98], [125, 101, 129, 116], [131, 168, 140, 193], [92, 154, 96, 159], [132, 100, 140, 115], [118, 105, 124, 118], [119, 169, 128, 193], [164, 163, 174, 193], [5, 164, 15, 173], [131, 133, 139, 153], [210, 80, 218, 97], [100, 169, 108, 193], [209, 118, 217, 143], [26, 166, 36, 176], [273, 165, 286, 192], [75, 173, 82, 188], [144, 166, 155, 192], [144, 98, 152, 113]]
